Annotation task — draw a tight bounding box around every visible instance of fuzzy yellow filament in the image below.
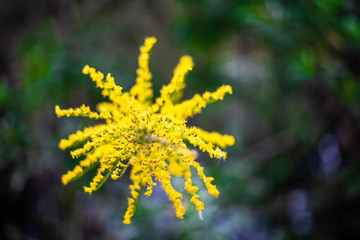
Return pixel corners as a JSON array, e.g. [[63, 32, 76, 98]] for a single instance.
[[56, 37, 235, 224]]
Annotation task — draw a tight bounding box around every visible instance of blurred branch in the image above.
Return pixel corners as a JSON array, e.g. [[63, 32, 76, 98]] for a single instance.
[[78, 0, 114, 25], [304, 79, 360, 157], [241, 131, 296, 162]]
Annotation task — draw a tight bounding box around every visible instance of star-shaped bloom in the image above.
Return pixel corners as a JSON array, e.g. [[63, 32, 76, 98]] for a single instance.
[[56, 37, 234, 224]]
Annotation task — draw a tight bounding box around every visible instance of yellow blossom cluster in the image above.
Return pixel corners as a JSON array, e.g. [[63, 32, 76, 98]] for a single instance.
[[56, 37, 235, 224]]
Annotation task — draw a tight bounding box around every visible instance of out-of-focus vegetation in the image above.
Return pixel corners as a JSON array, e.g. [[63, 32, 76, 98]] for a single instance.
[[1, 0, 360, 239]]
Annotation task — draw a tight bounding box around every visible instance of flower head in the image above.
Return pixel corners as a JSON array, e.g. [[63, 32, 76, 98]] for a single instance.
[[56, 37, 234, 224]]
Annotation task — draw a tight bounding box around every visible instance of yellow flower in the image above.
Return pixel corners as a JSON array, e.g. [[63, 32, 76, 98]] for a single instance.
[[56, 36, 235, 224]]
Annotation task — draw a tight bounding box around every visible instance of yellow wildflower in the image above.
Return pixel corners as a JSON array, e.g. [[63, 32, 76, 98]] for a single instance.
[[56, 36, 235, 224]]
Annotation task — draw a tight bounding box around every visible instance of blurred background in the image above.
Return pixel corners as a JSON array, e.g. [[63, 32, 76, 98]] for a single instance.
[[1, 0, 360, 239]]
